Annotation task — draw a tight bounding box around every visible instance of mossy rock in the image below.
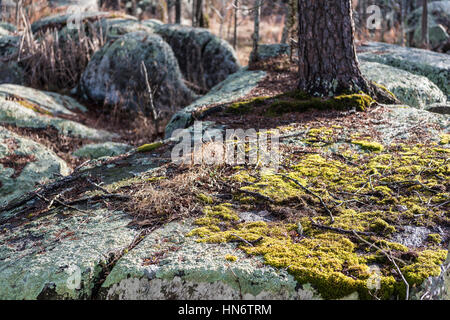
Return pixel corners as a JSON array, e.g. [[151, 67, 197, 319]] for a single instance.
[[358, 41, 450, 98], [360, 61, 447, 109], [73, 142, 133, 159], [155, 24, 241, 90], [80, 31, 196, 115], [0, 97, 115, 141]]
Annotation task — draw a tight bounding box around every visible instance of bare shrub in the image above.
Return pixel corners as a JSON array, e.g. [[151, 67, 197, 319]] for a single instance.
[[15, 16, 105, 91]]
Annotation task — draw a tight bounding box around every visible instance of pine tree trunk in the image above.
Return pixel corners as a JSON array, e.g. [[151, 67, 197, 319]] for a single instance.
[[421, 0, 429, 48], [297, 0, 370, 96], [250, 0, 262, 63], [232, 0, 238, 49], [175, 0, 181, 24]]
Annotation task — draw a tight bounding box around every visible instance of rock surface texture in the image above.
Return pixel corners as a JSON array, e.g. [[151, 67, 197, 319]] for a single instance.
[[80, 31, 196, 115]]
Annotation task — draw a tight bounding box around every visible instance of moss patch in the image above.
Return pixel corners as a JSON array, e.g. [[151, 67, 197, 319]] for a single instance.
[[352, 140, 384, 152], [137, 141, 164, 153], [224, 91, 375, 116], [185, 135, 448, 299]]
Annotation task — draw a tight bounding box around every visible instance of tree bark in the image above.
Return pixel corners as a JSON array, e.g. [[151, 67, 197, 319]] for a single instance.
[[232, 0, 238, 49], [297, 0, 370, 96], [250, 0, 262, 63], [175, 0, 181, 24], [421, 0, 429, 48]]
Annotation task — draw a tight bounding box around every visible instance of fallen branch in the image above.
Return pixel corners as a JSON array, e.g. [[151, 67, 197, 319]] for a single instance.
[[220, 180, 275, 203], [36, 193, 90, 215], [351, 230, 409, 300], [230, 234, 263, 247], [278, 174, 334, 223], [309, 218, 375, 236]]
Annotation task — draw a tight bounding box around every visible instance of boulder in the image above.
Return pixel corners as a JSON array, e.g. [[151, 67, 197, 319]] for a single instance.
[[0, 84, 87, 116], [73, 142, 133, 159], [0, 102, 448, 300], [360, 61, 447, 109], [358, 41, 450, 98], [0, 96, 114, 141], [79, 31, 196, 115], [0, 126, 70, 207], [31, 11, 136, 34], [406, 1, 450, 49], [154, 24, 240, 90], [92, 18, 156, 41], [0, 206, 139, 299], [413, 23, 449, 50], [0, 62, 25, 85], [255, 43, 290, 62]]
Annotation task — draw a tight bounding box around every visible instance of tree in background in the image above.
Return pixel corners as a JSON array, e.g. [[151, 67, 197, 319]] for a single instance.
[[421, 0, 429, 48], [297, 0, 395, 103], [297, 0, 370, 96]]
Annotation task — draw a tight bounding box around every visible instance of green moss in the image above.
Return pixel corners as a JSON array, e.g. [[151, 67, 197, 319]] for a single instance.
[[137, 141, 164, 153], [372, 81, 397, 99], [352, 140, 384, 152], [17, 100, 53, 116], [226, 96, 269, 114], [369, 218, 396, 234], [266, 93, 374, 116], [225, 254, 238, 262], [225, 92, 374, 116], [440, 134, 450, 145], [197, 193, 214, 204], [426, 233, 442, 244]]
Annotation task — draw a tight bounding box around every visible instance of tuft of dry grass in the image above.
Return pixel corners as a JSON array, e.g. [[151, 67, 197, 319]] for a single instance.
[[122, 164, 217, 225], [15, 19, 105, 91]]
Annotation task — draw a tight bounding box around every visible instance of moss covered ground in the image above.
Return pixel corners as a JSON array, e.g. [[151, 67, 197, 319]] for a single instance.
[[180, 123, 449, 299]]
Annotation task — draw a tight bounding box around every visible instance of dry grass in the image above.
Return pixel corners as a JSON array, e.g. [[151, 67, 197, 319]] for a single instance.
[[122, 164, 218, 224], [15, 20, 105, 91]]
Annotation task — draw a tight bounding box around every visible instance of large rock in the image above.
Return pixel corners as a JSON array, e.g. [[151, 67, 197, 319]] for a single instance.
[[92, 18, 156, 41], [0, 126, 70, 207], [0, 62, 24, 85], [165, 68, 267, 139], [73, 142, 133, 159], [31, 11, 135, 34], [358, 41, 450, 98], [0, 102, 448, 300], [360, 61, 447, 109], [0, 207, 138, 299], [80, 31, 196, 114], [100, 219, 319, 300], [0, 93, 115, 141], [0, 84, 87, 116], [154, 24, 240, 90], [0, 35, 19, 57]]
